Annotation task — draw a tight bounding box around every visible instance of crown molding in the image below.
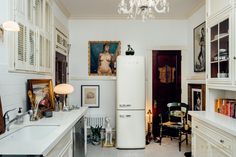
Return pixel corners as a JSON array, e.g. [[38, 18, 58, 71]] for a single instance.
[[54, 0, 71, 18], [69, 14, 189, 20], [186, 0, 205, 18]]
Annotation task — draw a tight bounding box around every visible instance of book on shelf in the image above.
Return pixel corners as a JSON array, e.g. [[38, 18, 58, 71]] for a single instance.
[[215, 98, 236, 118]]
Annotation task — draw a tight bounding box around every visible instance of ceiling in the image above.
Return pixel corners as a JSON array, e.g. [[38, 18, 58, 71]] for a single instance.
[[56, 0, 205, 19]]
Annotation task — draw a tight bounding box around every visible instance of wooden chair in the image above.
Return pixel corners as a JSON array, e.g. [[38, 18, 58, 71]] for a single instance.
[[159, 102, 189, 151]]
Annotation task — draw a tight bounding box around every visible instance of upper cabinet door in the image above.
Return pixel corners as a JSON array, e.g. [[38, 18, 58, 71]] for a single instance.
[[206, 10, 233, 85], [15, 0, 27, 20], [209, 18, 230, 79], [206, 0, 232, 19], [10, 0, 53, 73]]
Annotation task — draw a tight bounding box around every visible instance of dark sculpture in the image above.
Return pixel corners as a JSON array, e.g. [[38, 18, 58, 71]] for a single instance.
[[125, 45, 135, 55]]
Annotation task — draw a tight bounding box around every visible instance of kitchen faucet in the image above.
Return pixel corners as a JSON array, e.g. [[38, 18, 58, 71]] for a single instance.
[[3, 108, 29, 131], [3, 108, 16, 131]]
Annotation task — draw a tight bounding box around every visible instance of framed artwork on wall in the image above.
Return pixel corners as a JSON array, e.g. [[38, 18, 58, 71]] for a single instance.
[[194, 22, 206, 72], [81, 85, 100, 108], [188, 83, 206, 111], [27, 79, 55, 111], [88, 41, 121, 76], [192, 88, 202, 111]]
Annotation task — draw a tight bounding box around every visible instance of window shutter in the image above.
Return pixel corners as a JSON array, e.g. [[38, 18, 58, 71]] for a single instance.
[[29, 30, 35, 65], [39, 35, 44, 67], [45, 39, 51, 68], [17, 23, 27, 63]]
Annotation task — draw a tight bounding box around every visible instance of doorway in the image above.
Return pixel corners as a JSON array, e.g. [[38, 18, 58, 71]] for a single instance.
[[152, 50, 181, 138], [55, 52, 67, 85]]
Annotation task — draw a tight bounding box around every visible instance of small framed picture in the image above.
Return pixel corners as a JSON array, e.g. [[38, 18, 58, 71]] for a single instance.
[[192, 88, 202, 111], [81, 85, 100, 108]]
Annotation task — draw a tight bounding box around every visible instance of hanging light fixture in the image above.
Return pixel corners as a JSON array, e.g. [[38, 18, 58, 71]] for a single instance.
[[2, 21, 20, 32], [1, 0, 20, 32], [118, 0, 169, 21]]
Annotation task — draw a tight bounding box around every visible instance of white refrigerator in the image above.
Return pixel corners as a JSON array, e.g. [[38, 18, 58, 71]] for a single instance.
[[116, 56, 145, 149]]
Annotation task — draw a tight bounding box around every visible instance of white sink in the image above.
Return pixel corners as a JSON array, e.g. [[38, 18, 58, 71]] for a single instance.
[[0, 125, 59, 142]]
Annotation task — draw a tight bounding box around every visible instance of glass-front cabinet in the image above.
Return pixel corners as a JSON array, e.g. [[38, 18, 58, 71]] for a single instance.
[[207, 16, 232, 83], [209, 18, 229, 79]]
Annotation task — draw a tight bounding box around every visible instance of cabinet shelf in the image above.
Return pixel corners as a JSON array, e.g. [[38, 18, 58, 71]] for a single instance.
[[211, 34, 229, 42], [219, 59, 229, 62], [211, 61, 219, 64]]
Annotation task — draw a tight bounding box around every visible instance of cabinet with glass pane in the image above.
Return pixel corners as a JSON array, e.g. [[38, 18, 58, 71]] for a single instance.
[[209, 18, 230, 79]]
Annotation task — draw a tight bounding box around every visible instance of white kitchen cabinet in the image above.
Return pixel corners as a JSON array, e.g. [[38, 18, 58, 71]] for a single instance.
[[207, 13, 232, 84], [60, 141, 73, 157], [206, 0, 236, 88], [46, 129, 73, 157], [192, 131, 209, 157], [206, 0, 232, 19], [211, 145, 231, 157], [191, 117, 235, 157], [8, 0, 53, 74]]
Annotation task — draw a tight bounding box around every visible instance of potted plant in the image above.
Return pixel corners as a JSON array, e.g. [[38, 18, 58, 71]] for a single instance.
[[91, 125, 102, 145]]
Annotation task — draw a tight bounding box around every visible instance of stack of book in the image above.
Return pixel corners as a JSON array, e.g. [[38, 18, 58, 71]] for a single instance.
[[215, 98, 236, 118]]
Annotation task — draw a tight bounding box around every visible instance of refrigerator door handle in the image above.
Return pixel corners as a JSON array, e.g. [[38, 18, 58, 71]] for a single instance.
[[119, 104, 132, 107], [119, 114, 132, 118], [119, 115, 125, 118]]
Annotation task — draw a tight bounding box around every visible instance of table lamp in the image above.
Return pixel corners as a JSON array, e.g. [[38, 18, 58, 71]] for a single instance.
[[54, 83, 74, 111]]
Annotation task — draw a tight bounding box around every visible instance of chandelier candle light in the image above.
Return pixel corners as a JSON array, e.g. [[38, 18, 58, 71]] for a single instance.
[[118, 0, 169, 21]]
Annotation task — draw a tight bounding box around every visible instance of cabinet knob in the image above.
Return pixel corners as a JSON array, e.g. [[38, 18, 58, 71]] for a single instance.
[[234, 57, 236, 60], [195, 126, 198, 129], [220, 139, 224, 143]]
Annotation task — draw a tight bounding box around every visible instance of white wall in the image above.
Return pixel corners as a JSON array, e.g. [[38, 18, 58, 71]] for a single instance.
[[69, 20, 189, 128], [0, 1, 68, 118]]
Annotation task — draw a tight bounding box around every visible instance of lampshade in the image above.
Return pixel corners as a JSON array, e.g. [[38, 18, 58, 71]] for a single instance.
[[54, 84, 74, 95], [2, 21, 20, 32]]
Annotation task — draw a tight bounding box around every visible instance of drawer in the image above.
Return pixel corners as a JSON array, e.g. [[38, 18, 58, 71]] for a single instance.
[[46, 130, 73, 157], [192, 119, 233, 154]]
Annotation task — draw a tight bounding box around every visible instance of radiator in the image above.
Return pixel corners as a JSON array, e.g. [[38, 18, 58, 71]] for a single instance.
[[85, 115, 106, 128]]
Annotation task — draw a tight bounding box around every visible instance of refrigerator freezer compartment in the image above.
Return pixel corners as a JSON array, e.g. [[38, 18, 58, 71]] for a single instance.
[[116, 110, 145, 149]]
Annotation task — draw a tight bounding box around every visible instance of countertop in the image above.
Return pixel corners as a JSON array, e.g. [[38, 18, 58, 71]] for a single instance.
[[189, 111, 236, 136], [0, 107, 88, 156]]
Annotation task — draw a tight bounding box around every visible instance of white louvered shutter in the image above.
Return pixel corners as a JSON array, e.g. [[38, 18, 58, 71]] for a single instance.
[[15, 23, 27, 69], [28, 29, 36, 67]]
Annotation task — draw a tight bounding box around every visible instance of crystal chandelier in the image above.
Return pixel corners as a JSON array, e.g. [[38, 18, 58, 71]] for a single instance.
[[118, 0, 169, 21]]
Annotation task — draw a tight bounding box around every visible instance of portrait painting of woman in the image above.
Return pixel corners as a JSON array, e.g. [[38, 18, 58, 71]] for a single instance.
[[89, 41, 121, 76]]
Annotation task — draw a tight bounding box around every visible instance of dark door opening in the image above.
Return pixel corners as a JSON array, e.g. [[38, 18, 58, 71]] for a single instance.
[[55, 52, 67, 85], [152, 50, 181, 138]]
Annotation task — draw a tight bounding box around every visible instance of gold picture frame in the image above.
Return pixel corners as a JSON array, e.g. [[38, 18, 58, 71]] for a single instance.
[[27, 79, 55, 111]]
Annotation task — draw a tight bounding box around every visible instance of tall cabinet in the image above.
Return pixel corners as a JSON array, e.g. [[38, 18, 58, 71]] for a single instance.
[[191, 1, 236, 157]]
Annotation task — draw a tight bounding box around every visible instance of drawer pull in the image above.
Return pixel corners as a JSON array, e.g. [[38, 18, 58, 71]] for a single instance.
[[220, 139, 224, 143]]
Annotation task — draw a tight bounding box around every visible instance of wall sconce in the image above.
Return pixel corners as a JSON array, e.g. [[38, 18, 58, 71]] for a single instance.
[[2, 21, 20, 32], [0, 20, 20, 42]]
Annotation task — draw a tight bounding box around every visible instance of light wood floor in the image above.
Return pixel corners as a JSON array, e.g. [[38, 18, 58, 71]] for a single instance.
[[87, 138, 191, 157]]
